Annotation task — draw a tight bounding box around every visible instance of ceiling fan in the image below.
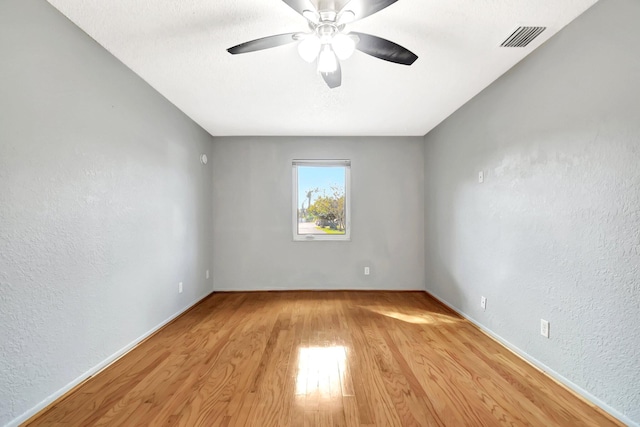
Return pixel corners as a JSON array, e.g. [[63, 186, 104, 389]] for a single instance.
[[227, 0, 418, 88]]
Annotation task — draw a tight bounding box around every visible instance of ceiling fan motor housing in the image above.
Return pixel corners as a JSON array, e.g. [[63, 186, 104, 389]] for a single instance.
[[319, 10, 337, 22], [317, 22, 338, 42]]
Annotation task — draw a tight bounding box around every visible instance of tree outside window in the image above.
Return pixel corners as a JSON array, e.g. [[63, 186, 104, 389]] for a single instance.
[[292, 160, 351, 241]]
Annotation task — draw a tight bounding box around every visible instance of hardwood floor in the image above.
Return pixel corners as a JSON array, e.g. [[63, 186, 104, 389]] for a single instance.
[[25, 292, 621, 426]]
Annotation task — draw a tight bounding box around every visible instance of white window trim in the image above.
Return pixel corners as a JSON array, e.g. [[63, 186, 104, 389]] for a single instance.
[[292, 159, 351, 242]]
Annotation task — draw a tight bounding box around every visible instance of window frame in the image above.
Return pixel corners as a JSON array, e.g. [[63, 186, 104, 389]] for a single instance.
[[292, 159, 351, 242]]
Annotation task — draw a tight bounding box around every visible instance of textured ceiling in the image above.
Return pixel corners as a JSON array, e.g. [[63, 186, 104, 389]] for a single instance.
[[47, 0, 597, 136]]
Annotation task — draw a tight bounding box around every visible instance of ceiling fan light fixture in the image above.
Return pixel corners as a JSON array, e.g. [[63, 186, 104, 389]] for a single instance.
[[332, 33, 356, 60], [317, 44, 338, 73], [298, 34, 321, 63]]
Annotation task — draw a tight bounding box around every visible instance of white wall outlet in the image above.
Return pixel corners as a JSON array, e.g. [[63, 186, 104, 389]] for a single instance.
[[178, 282, 183, 293], [364, 266, 370, 275], [206, 269, 210, 279], [480, 296, 487, 310], [478, 171, 484, 183], [541, 319, 550, 338]]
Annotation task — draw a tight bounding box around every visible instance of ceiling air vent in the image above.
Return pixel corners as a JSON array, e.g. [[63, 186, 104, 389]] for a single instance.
[[500, 26, 546, 47]]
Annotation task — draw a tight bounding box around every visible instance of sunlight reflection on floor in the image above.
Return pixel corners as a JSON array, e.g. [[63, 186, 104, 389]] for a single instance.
[[296, 346, 346, 399], [362, 307, 461, 324]]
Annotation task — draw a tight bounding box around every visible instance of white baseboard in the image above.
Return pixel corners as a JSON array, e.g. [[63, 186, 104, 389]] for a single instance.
[[425, 291, 636, 427], [7, 291, 213, 427], [212, 286, 425, 292]]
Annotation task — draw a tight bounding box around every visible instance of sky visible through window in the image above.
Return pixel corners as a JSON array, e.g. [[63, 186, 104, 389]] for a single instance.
[[298, 166, 345, 208]]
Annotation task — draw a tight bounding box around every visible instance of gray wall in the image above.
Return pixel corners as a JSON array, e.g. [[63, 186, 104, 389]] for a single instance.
[[0, 1, 214, 425], [212, 137, 425, 291], [423, 0, 640, 424]]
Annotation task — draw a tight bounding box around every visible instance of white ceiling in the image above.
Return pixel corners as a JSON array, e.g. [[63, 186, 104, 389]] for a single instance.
[[47, 0, 597, 136]]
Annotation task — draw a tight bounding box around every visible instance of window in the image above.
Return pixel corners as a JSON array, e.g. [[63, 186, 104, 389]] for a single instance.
[[292, 160, 351, 241]]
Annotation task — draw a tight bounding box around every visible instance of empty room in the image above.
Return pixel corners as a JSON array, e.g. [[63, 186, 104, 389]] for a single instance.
[[1, 0, 639, 426]]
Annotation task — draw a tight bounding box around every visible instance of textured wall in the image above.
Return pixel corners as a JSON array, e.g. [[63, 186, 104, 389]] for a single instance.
[[212, 136, 425, 291], [423, 0, 640, 424], [0, 1, 214, 426]]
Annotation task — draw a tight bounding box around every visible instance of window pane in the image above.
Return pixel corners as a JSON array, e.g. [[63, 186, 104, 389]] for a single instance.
[[297, 165, 346, 236]]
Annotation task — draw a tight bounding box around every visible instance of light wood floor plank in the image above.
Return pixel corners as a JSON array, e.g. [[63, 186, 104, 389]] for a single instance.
[[24, 291, 623, 427]]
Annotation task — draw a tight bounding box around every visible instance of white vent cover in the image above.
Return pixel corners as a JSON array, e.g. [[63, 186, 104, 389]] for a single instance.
[[500, 26, 546, 47]]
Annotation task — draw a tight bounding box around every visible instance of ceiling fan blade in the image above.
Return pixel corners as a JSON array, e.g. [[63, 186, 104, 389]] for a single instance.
[[227, 33, 298, 54], [282, 0, 318, 17], [340, 0, 398, 22], [321, 61, 342, 89], [351, 32, 417, 65]]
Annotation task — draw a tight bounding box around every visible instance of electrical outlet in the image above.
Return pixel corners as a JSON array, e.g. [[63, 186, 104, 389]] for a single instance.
[[364, 266, 370, 275], [541, 319, 549, 338], [206, 269, 210, 279], [478, 171, 484, 183], [480, 296, 487, 310], [178, 282, 183, 294]]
